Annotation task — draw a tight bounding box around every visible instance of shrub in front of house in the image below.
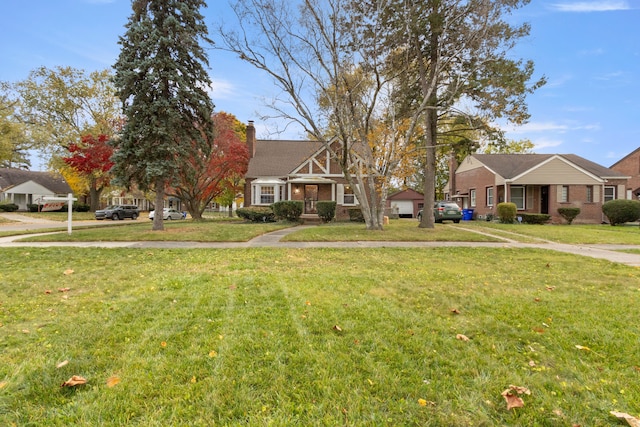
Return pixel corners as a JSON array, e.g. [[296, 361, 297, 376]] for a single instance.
[[348, 207, 365, 222], [271, 201, 303, 222], [316, 201, 336, 223], [602, 199, 640, 225], [28, 204, 40, 212], [520, 213, 551, 224], [557, 207, 580, 225], [497, 202, 517, 224], [73, 203, 91, 212], [0, 203, 19, 212], [236, 206, 276, 223]]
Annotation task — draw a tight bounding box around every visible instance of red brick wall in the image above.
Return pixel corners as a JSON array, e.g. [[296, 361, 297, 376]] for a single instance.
[[610, 150, 640, 197]]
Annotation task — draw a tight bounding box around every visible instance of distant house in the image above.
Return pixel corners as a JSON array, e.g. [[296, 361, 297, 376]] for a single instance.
[[452, 154, 630, 224], [0, 168, 73, 211], [386, 188, 424, 218], [244, 121, 360, 220], [609, 147, 640, 200]]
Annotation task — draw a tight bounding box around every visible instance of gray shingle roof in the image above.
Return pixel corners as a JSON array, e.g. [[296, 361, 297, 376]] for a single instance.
[[246, 140, 324, 177], [472, 154, 628, 179], [0, 168, 72, 194]]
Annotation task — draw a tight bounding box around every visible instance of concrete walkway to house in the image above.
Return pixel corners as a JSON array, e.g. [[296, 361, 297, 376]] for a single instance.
[[1, 217, 640, 267]]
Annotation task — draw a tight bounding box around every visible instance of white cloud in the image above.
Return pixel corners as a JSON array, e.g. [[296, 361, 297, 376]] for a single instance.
[[532, 137, 564, 151], [548, 1, 630, 12], [208, 78, 237, 100], [505, 122, 570, 134]]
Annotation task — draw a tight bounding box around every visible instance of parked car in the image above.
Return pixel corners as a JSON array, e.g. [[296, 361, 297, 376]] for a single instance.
[[149, 208, 184, 220], [95, 205, 140, 220], [417, 201, 462, 223]]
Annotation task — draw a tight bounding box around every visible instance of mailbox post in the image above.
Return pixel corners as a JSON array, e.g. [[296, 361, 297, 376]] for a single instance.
[[43, 193, 77, 235]]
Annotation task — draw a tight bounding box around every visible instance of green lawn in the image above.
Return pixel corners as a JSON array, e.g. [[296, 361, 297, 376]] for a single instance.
[[282, 220, 502, 242], [1, 247, 639, 425], [468, 221, 640, 244]]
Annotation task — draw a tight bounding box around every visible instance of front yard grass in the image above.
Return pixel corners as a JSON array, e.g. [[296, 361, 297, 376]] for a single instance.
[[468, 221, 640, 244], [1, 247, 638, 426], [17, 220, 295, 242], [282, 220, 502, 242]]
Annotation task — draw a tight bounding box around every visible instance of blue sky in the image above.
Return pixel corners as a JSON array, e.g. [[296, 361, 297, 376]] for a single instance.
[[1, 0, 638, 170]]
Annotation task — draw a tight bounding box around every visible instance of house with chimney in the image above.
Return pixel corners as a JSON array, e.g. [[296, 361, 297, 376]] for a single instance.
[[450, 153, 630, 224], [243, 121, 360, 220]]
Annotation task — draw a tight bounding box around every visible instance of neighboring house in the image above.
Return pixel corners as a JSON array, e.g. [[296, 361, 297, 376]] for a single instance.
[[0, 168, 73, 211], [386, 188, 424, 218], [452, 154, 630, 224], [609, 147, 640, 200], [244, 121, 359, 220]]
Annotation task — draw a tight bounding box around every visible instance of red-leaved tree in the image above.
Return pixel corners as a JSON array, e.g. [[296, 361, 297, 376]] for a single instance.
[[171, 112, 249, 219], [62, 134, 114, 211]]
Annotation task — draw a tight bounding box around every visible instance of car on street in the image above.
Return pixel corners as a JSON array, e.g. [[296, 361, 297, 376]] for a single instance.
[[95, 205, 140, 220], [148, 208, 184, 220], [417, 201, 462, 223]]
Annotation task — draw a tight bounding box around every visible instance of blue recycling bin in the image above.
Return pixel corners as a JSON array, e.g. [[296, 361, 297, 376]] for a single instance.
[[462, 209, 474, 221]]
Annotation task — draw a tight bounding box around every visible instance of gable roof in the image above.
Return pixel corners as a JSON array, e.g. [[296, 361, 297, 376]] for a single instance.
[[610, 146, 640, 168], [0, 168, 72, 194], [246, 140, 324, 177], [471, 154, 628, 180], [388, 188, 424, 200]]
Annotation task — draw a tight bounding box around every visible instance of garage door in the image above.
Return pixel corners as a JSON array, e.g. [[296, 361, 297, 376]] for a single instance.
[[392, 200, 415, 217]]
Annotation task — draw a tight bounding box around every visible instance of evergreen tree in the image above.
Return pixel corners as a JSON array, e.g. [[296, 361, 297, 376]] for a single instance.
[[112, 0, 215, 230]]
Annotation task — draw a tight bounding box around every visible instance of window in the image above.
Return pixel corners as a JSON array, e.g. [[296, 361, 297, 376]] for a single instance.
[[470, 189, 476, 207], [510, 186, 525, 210], [604, 186, 615, 202], [260, 186, 275, 204], [343, 185, 355, 205], [560, 186, 569, 202], [486, 187, 494, 207], [586, 185, 593, 203]]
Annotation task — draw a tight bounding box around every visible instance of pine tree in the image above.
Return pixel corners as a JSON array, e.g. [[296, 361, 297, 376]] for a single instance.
[[112, 0, 215, 230]]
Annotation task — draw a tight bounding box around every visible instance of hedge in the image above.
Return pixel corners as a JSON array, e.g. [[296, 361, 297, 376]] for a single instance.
[[557, 207, 580, 225], [236, 206, 276, 223], [316, 201, 336, 223], [271, 201, 303, 222], [497, 202, 517, 224], [348, 208, 365, 222], [0, 203, 19, 212], [519, 213, 551, 225], [602, 199, 640, 225]]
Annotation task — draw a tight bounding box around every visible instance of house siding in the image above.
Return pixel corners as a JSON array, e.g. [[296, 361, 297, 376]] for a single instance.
[[513, 158, 602, 185]]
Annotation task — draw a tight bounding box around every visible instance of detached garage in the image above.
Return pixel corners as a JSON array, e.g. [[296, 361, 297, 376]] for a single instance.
[[387, 188, 424, 218]]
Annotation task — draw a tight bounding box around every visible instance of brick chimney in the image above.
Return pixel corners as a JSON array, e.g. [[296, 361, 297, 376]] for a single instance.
[[246, 120, 256, 158]]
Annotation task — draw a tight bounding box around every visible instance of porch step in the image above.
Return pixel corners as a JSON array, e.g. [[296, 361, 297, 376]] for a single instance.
[[300, 214, 323, 225]]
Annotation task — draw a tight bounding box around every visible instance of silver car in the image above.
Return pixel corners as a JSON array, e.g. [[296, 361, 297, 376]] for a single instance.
[[148, 208, 184, 220]]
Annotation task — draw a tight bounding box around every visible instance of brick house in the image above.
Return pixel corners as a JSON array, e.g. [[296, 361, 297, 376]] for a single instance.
[[243, 121, 360, 220], [609, 147, 640, 200], [452, 153, 630, 224]]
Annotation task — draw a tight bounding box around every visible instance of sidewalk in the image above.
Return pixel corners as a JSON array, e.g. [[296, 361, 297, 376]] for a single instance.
[[1, 221, 640, 267]]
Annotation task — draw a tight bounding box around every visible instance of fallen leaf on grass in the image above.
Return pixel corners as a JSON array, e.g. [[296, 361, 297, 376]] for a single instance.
[[575, 345, 591, 351], [63, 269, 74, 276], [106, 376, 120, 388], [58, 288, 71, 293], [533, 327, 545, 334], [456, 334, 469, 342], [44, 290, 52, 294], [56, 360, 69, 369], [418, 398, 435, 406], [208, 350, 217, 358], [0, 381, 7, 389], [450, 308, 461, 314], [160, 341, 167, 348], [61, 375, 87, 387], [546, 286, 556, 291], [501, 385, 530, 410], [610, 411, 640, 427], [333, 325, 343, 332]]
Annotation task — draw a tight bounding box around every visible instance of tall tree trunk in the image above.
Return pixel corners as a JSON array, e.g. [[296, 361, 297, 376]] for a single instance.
[[153, 178, 165, 231], [88, 180, 102, 212]]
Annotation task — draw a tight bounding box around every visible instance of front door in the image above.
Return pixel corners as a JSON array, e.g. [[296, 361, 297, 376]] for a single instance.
[[304, 185, 318, 213], [541, 185, 549, 214]]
